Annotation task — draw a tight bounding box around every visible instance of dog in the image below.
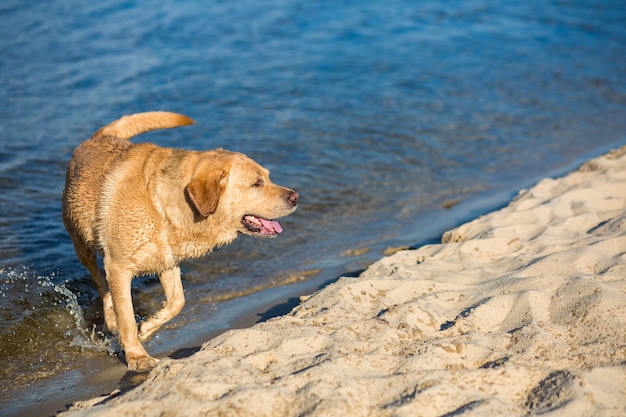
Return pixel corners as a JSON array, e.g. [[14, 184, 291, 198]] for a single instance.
[[62, 112, 298, 370]]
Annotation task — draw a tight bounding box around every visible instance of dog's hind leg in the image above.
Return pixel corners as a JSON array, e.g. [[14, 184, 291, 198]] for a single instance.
[[138, 266, 185, 342], [69, 235, 118, 332]]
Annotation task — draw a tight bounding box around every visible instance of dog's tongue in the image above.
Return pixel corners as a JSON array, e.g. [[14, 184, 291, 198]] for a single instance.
[[260, 218, 283, 234]]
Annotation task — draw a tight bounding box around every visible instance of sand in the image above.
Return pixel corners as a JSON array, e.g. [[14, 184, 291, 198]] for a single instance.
[[61, 146, 626, 417]]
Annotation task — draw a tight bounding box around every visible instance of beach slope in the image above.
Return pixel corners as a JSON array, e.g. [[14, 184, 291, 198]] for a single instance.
[[62, 146, 626, 417]]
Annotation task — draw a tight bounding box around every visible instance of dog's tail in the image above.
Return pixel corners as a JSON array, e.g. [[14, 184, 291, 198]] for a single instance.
[[92, 111, 195, 141]]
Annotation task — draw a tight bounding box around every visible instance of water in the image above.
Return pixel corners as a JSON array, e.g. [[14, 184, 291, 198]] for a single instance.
[[1, 0, 625, 412]]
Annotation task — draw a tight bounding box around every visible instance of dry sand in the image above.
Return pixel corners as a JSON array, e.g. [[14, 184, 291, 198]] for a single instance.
[[61, 146, 626, 417]]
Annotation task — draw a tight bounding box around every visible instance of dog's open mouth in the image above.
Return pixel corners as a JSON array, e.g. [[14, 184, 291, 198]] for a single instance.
[[242, 215, 283, 237]]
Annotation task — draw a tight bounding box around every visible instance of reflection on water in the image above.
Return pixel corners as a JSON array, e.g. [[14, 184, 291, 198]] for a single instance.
[[1, 0, 625, 403]]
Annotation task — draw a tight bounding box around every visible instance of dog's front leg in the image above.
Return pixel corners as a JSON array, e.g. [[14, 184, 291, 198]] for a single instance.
[[138, 266, 185, 342], [106, 261, 159, 371]]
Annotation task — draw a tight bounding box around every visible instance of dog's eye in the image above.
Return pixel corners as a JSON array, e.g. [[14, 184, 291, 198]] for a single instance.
[[252, 179, 264, 188]]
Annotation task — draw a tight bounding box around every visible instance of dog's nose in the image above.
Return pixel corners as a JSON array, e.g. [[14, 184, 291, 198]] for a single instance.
[[287, 190, 299, 206]]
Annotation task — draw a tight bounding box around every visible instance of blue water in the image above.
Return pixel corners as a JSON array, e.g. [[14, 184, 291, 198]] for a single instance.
[[1, 0, 625, 411]]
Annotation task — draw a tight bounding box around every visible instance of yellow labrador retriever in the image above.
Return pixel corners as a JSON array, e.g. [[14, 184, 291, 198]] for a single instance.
[[62, 112, 298, 370]]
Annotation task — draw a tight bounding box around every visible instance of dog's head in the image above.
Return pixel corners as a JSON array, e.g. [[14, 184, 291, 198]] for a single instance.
[[185, 150, 298, 238]]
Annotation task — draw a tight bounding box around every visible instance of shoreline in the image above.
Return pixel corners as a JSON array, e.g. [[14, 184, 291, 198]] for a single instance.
[[58, 145, 626, 416], [3, 141, 624, 417]]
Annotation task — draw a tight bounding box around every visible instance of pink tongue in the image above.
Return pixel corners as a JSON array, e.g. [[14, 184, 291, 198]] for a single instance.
[[260, 218, 283, 233]]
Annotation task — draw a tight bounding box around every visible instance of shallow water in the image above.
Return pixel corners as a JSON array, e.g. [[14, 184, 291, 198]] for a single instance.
[[1, 0, 625, 412]]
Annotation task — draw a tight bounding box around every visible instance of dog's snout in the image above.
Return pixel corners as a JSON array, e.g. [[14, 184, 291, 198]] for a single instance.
[[287, 190, 299, 206]]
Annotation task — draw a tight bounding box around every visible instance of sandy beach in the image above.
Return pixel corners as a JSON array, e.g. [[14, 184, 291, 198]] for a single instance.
[[61, 146, 626, 417]]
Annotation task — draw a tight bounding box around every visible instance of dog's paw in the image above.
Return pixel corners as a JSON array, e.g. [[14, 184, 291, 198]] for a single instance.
[[137, 321, 158, 342], [126, 354, 159, 371]]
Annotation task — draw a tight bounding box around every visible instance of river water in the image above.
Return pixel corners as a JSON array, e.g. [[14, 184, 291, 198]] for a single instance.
[[1, 0, 625, 414]]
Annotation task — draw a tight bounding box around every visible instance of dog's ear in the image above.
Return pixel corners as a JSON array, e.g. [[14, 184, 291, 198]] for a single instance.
[[185, 169, 228, 218]]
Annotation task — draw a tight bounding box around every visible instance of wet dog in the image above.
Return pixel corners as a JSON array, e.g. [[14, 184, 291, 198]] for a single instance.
[[62, 112, 298, 370]]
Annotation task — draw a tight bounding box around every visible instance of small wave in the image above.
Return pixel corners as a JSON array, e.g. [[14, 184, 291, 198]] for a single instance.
[[0, 266, 117, 397]]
